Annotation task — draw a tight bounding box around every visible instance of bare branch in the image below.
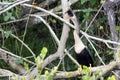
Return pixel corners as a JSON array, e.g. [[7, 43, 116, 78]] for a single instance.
[[56, 0, 70, 58], [38, 61, 118, 79], [80, 31, 120, 47], [30, 16, 79, 69], [0, 48, 35, 65], [52, 0, 78, 12], [0, 0, 30, 15], [0, 61, 118, 79], [0, 17, 28, 25], [0, 50, 26, 74], [22, 3, 75, 29], [0, 68, 18, 77], [26, 0, 76, 79], [10, 34, 36, 59], [31, 14, 80, 66], [85, 36, 105, 65], [25, 3, 120, 50], [83, 0, 106, 34]]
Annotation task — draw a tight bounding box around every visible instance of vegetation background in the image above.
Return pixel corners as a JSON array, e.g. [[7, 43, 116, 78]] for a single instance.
[[0, 0, 120, 80]]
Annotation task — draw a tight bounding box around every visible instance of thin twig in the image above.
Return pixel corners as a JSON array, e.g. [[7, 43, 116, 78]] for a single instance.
[[22, 3, 75, 29], [20, 0, 35, 57], [80, 31, 120, 46], [0, 48, 35, 65], [84, 0, 106, 33], [0, 0, 30, 15], [30, 14, 80, 66], [11, 34, 36, 59], [0, 29, 36, 59], [105, 42, 116, 50], [85, 36, 106, 65], [0, 61, 118, 79], [0, 17, 28, 25]]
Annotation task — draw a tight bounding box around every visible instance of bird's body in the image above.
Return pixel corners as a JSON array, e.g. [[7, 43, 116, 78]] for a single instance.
[[73, 30, 94, 67], [66, 9, 94, 67], [75, 47, 94, 67]]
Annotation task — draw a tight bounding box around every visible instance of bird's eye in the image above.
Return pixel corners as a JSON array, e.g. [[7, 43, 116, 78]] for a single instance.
[[67, 10, 74, 17]]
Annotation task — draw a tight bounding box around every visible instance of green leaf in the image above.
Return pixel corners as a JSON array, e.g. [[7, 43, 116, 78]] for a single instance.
[[99, 26, 104, 30], [90, 0, 97, 6], [12, 76, 18, 80], [21, 76, 26, 80], [83, 8, 92, 13], [100, 0, 105, 4], [7, 12, 12, 17], [4, 30, 12, 38], [4, 12, 12, 21], [45, 70, 49, 76], [52, 66, 58, 73], [116, 26, 120, 31], [35, 56, 41, 64], [35, 56, 43, 72], [52, 19, 56, 23], [81, 0, 88, 4], [24, 62, 29, 70], [14, 59, 24, 64], [107, 75, 115, 80], [82, 9, 91, 25], [4, 16, 10, 21], [40, 47, 48, 59], [10, 16, 16, 20], [44, 70, 54, 80]]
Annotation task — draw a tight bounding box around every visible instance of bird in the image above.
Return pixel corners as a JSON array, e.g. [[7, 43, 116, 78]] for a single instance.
[[66, 9, 94, 67], [73, 30, 94, 67]]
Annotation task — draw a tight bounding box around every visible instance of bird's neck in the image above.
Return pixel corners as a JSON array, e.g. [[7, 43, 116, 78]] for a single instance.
[[73, 30, 85, 54]]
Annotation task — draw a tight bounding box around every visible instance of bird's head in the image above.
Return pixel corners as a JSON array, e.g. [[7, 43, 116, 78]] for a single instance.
[[65, 9, 80, 34]]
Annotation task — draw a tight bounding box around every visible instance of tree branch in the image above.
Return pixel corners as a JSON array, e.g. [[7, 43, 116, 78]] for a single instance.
[[80, 31, 120, 47], [0, 61, 118, 80], [22, 3, 75, 29], [0, 51, 26, 74], [0, 0, 30, 15], [26, 0, 72, 79], [103, 0, 120, 79], [0, 48, 35, 65]]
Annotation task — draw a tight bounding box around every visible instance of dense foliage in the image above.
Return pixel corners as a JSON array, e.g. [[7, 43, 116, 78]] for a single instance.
[[0, 0, 120, 80]]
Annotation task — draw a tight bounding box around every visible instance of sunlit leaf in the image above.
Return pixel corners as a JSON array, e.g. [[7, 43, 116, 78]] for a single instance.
[[116, 26, 120, 31], [99, 26, 104, 30], [45, 70, 49, 76], [24, 62, 29, 70], [21, 76, 26, 80], [52, 19, 56, 24], [90, 0, 97, 6], [100, 0, 105, 4], [35, 56, 41, 64], [10, 16, 16, 20], [14, 59, 24, 64], [4, 12, 12, 21], [83, 8, 92, 13], [4, 30, 12, 38], [81, 0, 88, 4], [4, 16, 10, 21], [53, 66, 58, 73], [107, 75, 115, 80], [40, 47, 48, 59]]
